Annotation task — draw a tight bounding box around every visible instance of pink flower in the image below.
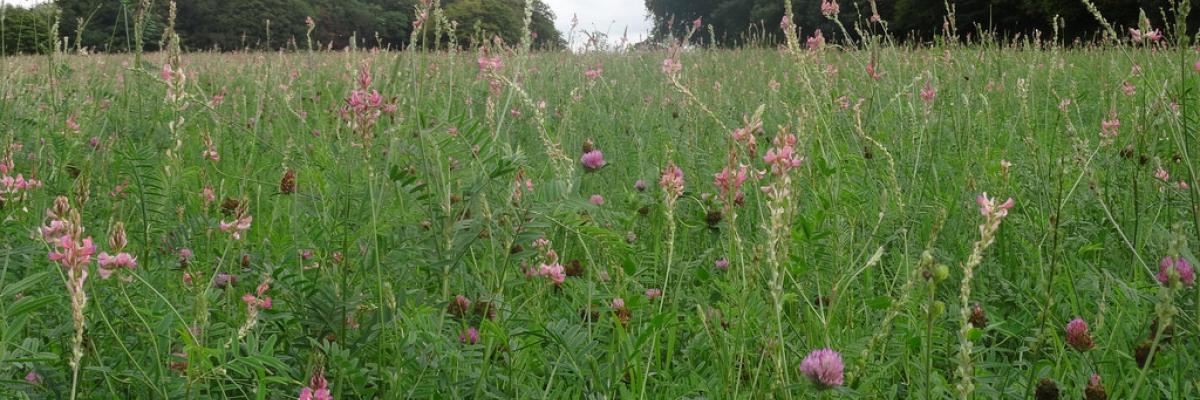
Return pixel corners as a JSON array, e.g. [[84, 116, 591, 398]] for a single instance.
[[1065, 317, 1094, 351], [580, 150, 606, 171], [780, 15, 790, 30], [298, 369, 332, 400], [1100, 114, 1120, 140], [460, 327, 480, 344], [66, 115, 81, 132], [659, 162, 685, 198], [806, 30, 825, 51], [25, 371, 41, 385], [713, 165, 749, 200], [975, 193, 1015, 218], [242, 281, 272, 310], [219, 214, 253, 240], [1146, 29, 1163, 42], [661, 58, 683, 75], [1155, 168, 1170, 182], [714, 259, 729, 270], [537, 262, 566, 285], [1121, 81, 1135, 96], [40, 220, 69, 242], [97, 252, 138, 279], [590, 194, 605, 205], [1130, 28, 1144, 41], [49, 236, 97, 270], [920, 81, 936, 103], [645, 288, 662, 300], [161, 64, 174, 81], [611, 297, 625, 309], [800, 348, 844, 388], [763, 134, 804, 175], [201, 187, 216, 207], [212, 272, 236, 289], [634, 180, 647, 191], [820, 0, 840, 17], [1157, 256, 1195, 288], [477, 55, 504, 73], [210, 87, 226, 107], [584, 67, 603, 79], [865, 62, 882, 80]]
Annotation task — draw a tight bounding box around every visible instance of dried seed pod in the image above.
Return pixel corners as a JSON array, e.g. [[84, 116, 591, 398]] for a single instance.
[[1034, 378, 1059, 400], [968, 303, 988, 328], [565, 259, 584, 277], [279, 168, 296, 194]]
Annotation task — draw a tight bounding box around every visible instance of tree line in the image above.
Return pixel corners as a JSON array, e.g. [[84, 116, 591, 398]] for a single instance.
[[3, 0, 1196, 55], [647, 0, 1200, 46], [1, 0, 563, 55]]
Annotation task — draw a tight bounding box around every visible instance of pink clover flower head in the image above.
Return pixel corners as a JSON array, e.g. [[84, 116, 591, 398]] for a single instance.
[[1065, 317, 1094, 351], [800, 348, 844, 388], [580, 150, 606, 171]]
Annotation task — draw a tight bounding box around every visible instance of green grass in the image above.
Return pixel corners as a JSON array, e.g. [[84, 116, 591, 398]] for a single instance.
[[0, 38, 1198, 399]]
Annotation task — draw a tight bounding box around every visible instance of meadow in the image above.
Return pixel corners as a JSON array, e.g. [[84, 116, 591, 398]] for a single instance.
[[1, 11, 1199, 399]]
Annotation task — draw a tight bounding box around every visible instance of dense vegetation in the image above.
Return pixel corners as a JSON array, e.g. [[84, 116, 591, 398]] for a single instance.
[[646, 0, 1200, 45], [1, 0, 563, 54], [1, 0, 1199, 399]]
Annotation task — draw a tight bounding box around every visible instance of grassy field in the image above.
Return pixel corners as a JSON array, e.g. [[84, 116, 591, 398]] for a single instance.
[[1, 31, 1199, 398]]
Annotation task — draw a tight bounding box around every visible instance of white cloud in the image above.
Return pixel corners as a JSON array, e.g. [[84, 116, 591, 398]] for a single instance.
[[542, 0, 653, 48]]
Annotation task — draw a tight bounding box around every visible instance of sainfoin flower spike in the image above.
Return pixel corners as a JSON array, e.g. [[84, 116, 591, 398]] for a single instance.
[[298, 368, 332, 400], [1157, 256, 1195, 288]]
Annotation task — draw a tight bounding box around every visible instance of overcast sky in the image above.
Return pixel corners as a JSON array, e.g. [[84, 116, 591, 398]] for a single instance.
[[543, 0, 652, 47], [3, 0, 651, 47]]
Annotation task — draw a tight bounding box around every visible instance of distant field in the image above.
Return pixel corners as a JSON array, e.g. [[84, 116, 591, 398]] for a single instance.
[[1, 39, 1198, 398]]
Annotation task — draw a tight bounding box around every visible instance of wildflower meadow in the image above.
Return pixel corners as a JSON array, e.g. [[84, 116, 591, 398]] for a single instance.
[[1, 0, 1199, 398]]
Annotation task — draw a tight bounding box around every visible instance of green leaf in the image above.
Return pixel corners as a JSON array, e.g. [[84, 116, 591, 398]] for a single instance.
[[867, 296, 892, 310]]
